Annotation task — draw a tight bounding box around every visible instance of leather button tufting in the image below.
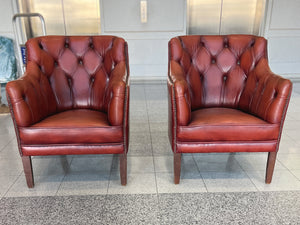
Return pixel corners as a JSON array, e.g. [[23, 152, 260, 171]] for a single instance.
[[67, 77, 72, 87], [167, 34, 293, 185], [5, 35, 130, 187]]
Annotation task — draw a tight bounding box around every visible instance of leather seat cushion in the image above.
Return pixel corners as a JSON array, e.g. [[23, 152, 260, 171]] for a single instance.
[[19, 109, 123, 145], [177, 108, 280, 142]]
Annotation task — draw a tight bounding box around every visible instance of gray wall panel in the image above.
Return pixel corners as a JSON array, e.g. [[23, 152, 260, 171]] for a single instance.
[[102, 0, 184, 32]]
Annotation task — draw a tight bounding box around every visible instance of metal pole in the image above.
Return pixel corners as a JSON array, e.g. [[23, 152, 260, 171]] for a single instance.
[[12, 13, 46, 75]]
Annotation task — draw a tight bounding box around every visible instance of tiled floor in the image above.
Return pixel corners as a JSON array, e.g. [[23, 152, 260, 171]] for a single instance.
[[0, 81, 300, 224]]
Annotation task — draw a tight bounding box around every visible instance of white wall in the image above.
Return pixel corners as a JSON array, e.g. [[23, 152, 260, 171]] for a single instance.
[[100, 0, 186, 79], [0, 0, 15, 39], [264, 0, 300, 80], [1, 0, 299, 80]]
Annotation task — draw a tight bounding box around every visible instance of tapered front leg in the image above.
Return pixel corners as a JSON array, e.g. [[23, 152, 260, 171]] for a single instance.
[[174, 153, 182, 184], [21, 156, 34, 188], [120, 153, 127, 186], [265, 151, 277, 184]]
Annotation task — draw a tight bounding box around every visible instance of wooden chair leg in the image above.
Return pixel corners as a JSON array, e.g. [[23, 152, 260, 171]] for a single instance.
[[174, 153, 182, 184], [265, 151, 277, 184], [120, 153, 127, 186], [21, 156, 34, 188]]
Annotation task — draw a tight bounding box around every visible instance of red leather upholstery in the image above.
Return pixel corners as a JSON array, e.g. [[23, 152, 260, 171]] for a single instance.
[[20, 110, 123, 145], [6, 35, 130, 187], [168, 35, 292, 184], [178, 108, 279, 142]]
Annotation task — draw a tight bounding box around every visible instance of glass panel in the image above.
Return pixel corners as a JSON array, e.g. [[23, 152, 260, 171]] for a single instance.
[[25, 0, 65, 36], [63, 0, 101, 35], [221, 0, 259, 35], [18, 0, 101, 37], [188, 0, 222, 35], [187, 0, 265, 35]]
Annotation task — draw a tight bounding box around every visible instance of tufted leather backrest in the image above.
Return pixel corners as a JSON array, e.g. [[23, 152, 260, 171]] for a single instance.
[[169, 35, 268, 110], [26, 35, 127, 112]]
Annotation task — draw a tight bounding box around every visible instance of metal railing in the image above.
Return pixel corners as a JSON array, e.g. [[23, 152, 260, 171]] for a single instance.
[[12, 13, 46, 75]]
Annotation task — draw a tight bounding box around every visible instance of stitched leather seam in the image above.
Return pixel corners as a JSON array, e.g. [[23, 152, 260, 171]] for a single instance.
[[275, 86, 292, 152], [19, 126, 122, 129], [177, 140, 277, 144], [22, 143, 123, 147], [167, 75, 177, 154], [179, 124, 279, 128], [168, 40, 177, 154], [123, 82, 129, 154], [11, 97, 26, 103], [7, 95, 23, 156], [123, 41, 129, 155], [172, 83, 177, 153]]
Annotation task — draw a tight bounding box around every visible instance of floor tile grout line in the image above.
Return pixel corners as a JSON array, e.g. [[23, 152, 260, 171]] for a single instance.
[[192, 154, 209, 192], [54, 173, 67, 196], [276, 157, 292, 171], [54, 172, 67, 196], [275, 153, 300, 172], [3, 171, 22, 198], [54, 155, 74, 196], [105, 154, 117, 196], [145, 84, 160, 195], [234, 153, 261, 192], [284, 132, 300, 144], [277, 156, 300, 182], [289, 170, 300, 182], [0, 135, 16, 153], [194, 153, 263, 192]]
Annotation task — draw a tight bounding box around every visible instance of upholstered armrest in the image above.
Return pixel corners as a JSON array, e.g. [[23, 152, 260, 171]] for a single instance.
[[239, 59, 292, 124], [168, 60, 191, 126], [106, 61, 129, 126], [6, 62, 57, 127]]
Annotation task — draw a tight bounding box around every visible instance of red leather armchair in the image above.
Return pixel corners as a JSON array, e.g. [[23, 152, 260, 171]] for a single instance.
[[168, 35, 292, 184], [6, 36, 130, 187]]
